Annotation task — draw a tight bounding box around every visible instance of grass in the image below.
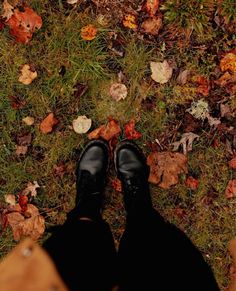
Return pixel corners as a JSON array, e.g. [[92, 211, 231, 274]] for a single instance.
[[0, 0, 236, 289]]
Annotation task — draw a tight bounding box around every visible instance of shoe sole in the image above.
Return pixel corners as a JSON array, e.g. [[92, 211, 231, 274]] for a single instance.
[[114, 139, 147, 175]]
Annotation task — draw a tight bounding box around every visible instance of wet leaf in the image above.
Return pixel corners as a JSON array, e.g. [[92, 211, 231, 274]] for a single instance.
[[172, 132, 199, 155], [147, 152, 188, 189], [40, 113, 59, 134], [110, 83, 128, 101], [6, 6, 42, 43], [229, 157, 236, 169], [220, 52, 236, 73], [122, 14, 137, 29], [2, 0, 14, 21], [18, 64, 37, 85], [4, 194, 16, 206], [185, 176, 199, 190], [141, 16, 162, 36], [88, 118, 121, 141], [150, 60, 173, 84], [81, 24, 97, 40], [225, 179, 236, 199], [124, 119, 142, 140], [7, 204, 45, 241], [72, 115, 92, 134]]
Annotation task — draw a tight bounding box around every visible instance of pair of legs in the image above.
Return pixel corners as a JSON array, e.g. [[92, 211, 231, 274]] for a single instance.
[[43, 140, 219, 291]]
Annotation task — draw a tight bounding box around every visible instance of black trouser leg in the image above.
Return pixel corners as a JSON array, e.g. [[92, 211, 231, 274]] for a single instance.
[[43, 213, 117, 291], [118, 207, 219, 291]]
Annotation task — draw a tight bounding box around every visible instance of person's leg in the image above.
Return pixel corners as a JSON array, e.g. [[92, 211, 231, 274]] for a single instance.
[[43, 140, 117, 291], [115, 141, 219, 291]]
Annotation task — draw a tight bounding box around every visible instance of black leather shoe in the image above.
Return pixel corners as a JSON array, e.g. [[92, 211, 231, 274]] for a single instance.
[[75, 140, 109, 220], [114, 140, 152, 213]]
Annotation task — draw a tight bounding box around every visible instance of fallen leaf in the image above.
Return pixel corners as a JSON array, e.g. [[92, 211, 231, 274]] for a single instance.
[[182, 113, 200, 133], [53, 164, 66, 178], [4, 194, 16, 206], [2, 0, 14, 21], [81, 24, 97, 40], [16, 145, 28, 157], [73, 115, 92, 134], [110, 83, 128, 101], [67, 0, 79, 4], [150, 60, 173, 84], [18, 195, 28, 213], [6, 6, 42, 43], [172, 132, 199, 155], [111, 178, 122, 192], [88, 118, 121, 141], [7, 204, 45, 241], [176, 69, 189, 85], [185, 176, 199, 190], [8, 95, 26, 110], [220, 52, 236, 73], [16, 132, 32, 146], [22, 116, 35, 126], [141, 16, 162, 36], [206, 113, 221, 127], [147, 152, 188, 189], [144, 0, 159, 17], [122, 14, 137, 29], [18, 64, 37, 85], [215, 72, 236, 87], [40, 113, 59, 134], [194, 76, 210, 97], [229, 157, 236, 169], [225, 179, 236, 199], [22, 181, 40, 197], [124, 119, 142, 140]]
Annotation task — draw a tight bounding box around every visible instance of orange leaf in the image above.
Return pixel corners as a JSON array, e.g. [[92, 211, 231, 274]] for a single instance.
[[6, 6, 42, 43], [220, 52, 236, 73], [81, 24, 97, 40], [185, 176, 199, 190], [40, 113, 59, 134], [225, 179, 236, 199], [122, 14, 137, 29], [144, 0, 159, 17], [141, 16, 162, 36], [88, 118, 121, 141], [111, 178, 122, 192], [229, 157, 236, 169], [19, 195, 28, 213], [194, 76, 210, 96], [124, 119, 142, 140]]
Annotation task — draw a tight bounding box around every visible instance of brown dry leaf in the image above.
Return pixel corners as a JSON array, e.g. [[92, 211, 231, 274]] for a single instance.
[[225, 179, 236, 199], [7, 204, 45, 241], [16, 145, 28, 157], [220, 52, 236, 73], [147, 152, 188, 189], [229, 157, 236, 169], [17, 132, 32, 146], [22, 181, 40, 197], [8, 95, 26, 110], [176, 69, 190, 85], [144, 0, 159, 17], [53, 164, 66, 178], [4, 194, 16, 206], [122, 14, 137, 29], [185, 176, 199, 190], [141, 16, 162, 36], [22, 116, 35, 126], [40, 113, 59, 134], [18, 64, 37, 85], [110, 83, 128, 101], [150, 60, 173, 84], [2, 0, 14, 21], [80, 24, 97, 41], [88, 119, 121, 141], [172, 132, 199, 155], [215, 72, 236, 86], [6, 6, 42, 43]]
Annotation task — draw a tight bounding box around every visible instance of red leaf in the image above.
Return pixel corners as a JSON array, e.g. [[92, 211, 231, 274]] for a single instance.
[[185, 176, 199, 190], [88, 118, 121, 141], [144, 0, 159, 17], [19, 195, 28, 213], [6, 6, 42, 43], [124, 119, 142, 140], [194, 76, 210, 97]]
